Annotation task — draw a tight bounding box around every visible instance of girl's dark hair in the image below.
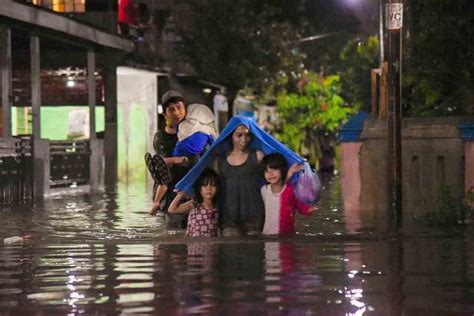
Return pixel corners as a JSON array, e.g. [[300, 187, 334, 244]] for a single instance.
[[193, 168, 221, 205], [261, 153, 288, 183]]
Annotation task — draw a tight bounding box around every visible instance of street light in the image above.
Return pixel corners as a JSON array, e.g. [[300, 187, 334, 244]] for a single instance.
[[298, 33, 336, 43]]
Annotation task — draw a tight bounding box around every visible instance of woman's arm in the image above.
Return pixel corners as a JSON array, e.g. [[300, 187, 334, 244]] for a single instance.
[[168, 192, 194, 214], [256, 150, 265, 162]]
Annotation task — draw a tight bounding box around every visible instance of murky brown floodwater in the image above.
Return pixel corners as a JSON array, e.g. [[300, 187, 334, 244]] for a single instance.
[[1, 178, 473, 315]]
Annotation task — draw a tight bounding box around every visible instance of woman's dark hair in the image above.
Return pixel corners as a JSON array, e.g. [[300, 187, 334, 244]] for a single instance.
[[193, 168, 221, 205], [226, 124, 252, 149], [261, 153, 288, 183]]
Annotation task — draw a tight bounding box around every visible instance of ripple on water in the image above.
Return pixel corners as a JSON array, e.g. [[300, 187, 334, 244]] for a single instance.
[[1, 177, 473, 314]]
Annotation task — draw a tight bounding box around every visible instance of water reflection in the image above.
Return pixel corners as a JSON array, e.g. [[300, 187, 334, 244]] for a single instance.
[[1, 237, 474, 314], [0, 177, 473, 314]]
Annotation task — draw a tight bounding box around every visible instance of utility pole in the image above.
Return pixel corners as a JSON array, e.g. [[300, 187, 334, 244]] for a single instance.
[[386, 0, 403, 229], [378, 0, 385, 67]]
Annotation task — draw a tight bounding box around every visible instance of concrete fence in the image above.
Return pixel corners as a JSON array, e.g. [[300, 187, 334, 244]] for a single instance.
[[340, 115, 474, 225]]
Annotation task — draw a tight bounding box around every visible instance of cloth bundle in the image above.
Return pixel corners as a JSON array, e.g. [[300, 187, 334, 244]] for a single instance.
[[173, 104, 218, 157]]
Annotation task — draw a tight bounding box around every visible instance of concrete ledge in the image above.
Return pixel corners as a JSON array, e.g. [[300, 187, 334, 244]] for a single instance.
[[361, 116, 474, 140], [46, 184, 104, 198]]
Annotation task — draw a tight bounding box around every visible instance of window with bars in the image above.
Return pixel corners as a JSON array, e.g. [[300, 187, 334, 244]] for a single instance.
[[30, 0, 86, 13]]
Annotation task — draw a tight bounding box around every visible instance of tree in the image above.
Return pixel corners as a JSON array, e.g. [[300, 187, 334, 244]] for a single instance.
[[176, 0, 305, 94], [403, 0, 474, 116], [274, 72, 354, 166], [339, 35, 379, 111]]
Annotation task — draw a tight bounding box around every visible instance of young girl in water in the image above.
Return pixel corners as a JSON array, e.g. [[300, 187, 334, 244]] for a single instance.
[[260, 153, 318, 236], [168, 168, 221, 237]]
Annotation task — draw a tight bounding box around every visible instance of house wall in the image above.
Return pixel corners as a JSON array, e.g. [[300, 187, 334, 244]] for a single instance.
[[117, 68, 158, 186]]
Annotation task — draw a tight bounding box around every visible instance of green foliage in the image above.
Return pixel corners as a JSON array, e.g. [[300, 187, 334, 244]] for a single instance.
[[339, 36, 379, 110], [415, 186, 468, 226], [274, 72, 354, 157], [173, 0, 474, 117], [403, 0, 474, 116]]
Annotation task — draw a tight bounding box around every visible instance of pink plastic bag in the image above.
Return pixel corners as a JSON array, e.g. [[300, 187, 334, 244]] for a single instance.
[[294, 162, 321, 205]]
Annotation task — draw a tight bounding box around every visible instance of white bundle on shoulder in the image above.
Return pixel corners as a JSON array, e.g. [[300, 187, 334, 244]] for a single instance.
[[178, 103, 218, 141]]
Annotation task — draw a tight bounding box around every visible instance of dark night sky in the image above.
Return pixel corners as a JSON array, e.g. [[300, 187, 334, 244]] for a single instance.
[[306, 0, 379, 35]]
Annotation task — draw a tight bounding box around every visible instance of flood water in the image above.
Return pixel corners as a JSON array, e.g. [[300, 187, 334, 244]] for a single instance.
[[0, 177, 473, 315]]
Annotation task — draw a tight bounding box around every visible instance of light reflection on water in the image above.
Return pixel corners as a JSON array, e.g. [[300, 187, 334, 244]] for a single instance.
[[0, 178, 473, 314]]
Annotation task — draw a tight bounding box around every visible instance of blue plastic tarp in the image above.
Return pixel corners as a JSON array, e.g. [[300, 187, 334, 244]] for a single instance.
[[175, 115, 303, 195]]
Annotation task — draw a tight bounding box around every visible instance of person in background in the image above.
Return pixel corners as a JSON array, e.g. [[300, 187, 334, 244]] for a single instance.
[[213, 89, 228, 133], [232, 91, 255, 119], [117, 0, 139, 36]]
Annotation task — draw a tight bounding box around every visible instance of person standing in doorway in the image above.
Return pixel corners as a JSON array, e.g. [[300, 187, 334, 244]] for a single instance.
[[213, 89, 228, 133]]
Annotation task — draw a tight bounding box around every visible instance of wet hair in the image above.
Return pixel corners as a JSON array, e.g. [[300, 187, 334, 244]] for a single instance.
[[193, 168, 221, 205], [261, 153, 288, 183]]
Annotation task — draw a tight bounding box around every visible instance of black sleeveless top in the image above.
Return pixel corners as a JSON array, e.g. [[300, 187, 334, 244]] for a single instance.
[[217, 151, 264, 225]]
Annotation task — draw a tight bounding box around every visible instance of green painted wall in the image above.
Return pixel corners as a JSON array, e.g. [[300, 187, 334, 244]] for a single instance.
[[117, 103, 147, 183], [11, 104, 148, 184], [11, 106, 105, 139]]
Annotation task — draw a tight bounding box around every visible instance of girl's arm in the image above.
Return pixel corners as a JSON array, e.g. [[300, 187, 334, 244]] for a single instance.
[[256, 150, 265, 162], [290, 186, 316, 216], [168, 192, 194, 214], [286, 162, 304, 182]]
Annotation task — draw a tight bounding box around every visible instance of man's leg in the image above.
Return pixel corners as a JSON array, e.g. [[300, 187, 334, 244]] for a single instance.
[[149, 184, 168, 215]]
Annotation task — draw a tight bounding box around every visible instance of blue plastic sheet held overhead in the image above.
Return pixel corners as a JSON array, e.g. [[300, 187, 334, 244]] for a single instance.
[[175, 115, 304, 195]]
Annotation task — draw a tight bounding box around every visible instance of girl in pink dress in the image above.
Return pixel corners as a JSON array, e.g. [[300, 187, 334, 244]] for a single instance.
[[168, 168, 220, 237], [260, 153, 318, 236]]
